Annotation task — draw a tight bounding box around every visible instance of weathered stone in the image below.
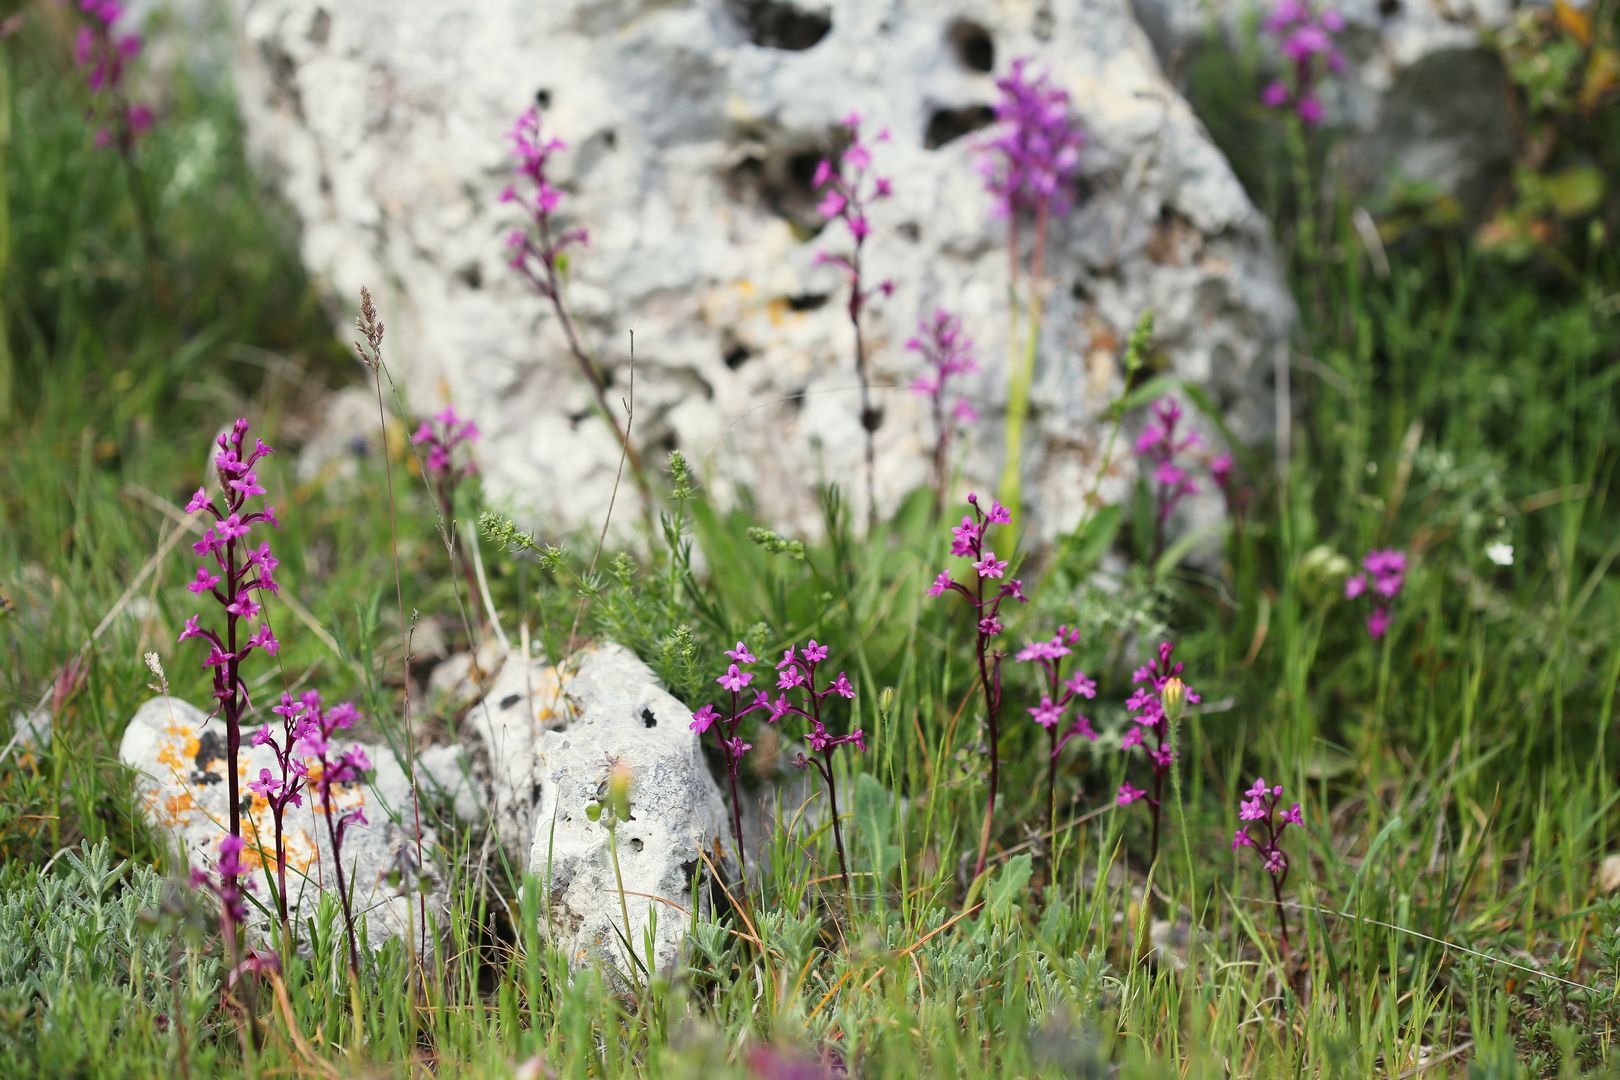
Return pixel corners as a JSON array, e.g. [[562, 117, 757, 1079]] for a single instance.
[[119, 696, 443, 948], [1131, 0, 1519, 211], [463, 644, 728, 976], [230, 0, 1288, 542]]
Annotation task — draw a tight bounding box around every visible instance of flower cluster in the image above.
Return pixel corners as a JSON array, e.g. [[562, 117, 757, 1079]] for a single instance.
[[1260, 0, 1347, 126], [278, 690, 371, 975], [1016, 627, 1097, 756], [978, 57, 1083, 223], [908, 308, 980, 505], [812, 112, 895, 290], [73, 0, 154, 150], [1017, 625, 1098, 837], [1344, 548, 1407, 639], [1135, 397, 1202, 533], [179, 419, 281, 893], [929, 494, 1028, 875], [190, 833, 252, 929], [1232, 777, 1304, 877], [691, 639, 865, 886], [814, 112, 895, 525], [1232, 776, 1303, 956], [1117, 643, 1199, 866], [502, 106, 588, 291], [412, 404, 480, 480]]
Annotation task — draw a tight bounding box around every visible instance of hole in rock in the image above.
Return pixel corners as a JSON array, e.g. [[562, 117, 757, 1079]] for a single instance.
[[308, 8, 331, 45], [898, 221, 921, 242], [629, 838, 644, 853], [457, 262, 483, 290], [534, 88, 551, 109], [924, 104, 995, 149], [728, 0, 832, 50], [641, 707, 658, 728], [1378, 0, 1400, 15], [501, 694, 522, 710], [947, 18, 994, 72], [786, 292, 828, 312], [721, 139, 839, 235], [861, 405, 885, 433], [530, 781, 543, 806], [722, 331, 754, 370]]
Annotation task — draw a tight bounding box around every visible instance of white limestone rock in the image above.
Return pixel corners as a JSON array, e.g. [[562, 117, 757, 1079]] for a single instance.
[[119, 696, 442, 948], [463, 644, 728, 976], [229, 0, 1289, 542]]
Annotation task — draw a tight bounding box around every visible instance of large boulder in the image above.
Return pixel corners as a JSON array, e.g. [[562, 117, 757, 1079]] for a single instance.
[[120, 696, 444, 949], [463, 644, 729, 976], [1132, 0, 1519, 211], [230, 0, 1290, 539]]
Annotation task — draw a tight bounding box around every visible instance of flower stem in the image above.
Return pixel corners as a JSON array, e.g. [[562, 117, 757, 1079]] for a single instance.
[[321, 794, 362, 979], [818, 752, 852, 900]]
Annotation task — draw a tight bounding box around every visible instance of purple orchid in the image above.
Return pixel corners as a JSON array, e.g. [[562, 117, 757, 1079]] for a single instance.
[[1344, 548, 1407, 639], [1015, 625, 1098, 838], [928, 492, 1029, 876], [813, 112, 895, 528], [1232, 777, 1304, 957], [1116, 642, 1200, 868], [907, 308, 980, 513], [1259, 0, 1346, 126], [177, 419, 282, 904]]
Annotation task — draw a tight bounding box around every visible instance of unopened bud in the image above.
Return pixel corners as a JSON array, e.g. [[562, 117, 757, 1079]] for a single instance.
[[608, 763, 633, 823], [1161, 677, 1187, 720]]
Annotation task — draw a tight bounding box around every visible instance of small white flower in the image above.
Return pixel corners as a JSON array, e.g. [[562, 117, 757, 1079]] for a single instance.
[[1486, 542, 1514, 567]]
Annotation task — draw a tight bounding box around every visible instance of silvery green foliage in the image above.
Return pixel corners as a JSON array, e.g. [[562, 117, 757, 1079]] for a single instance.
[[0, 841, 218, 1036]]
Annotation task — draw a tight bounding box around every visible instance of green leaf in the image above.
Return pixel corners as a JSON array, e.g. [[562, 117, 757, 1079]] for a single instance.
[[853, 773, 901, 883], [986, 853, 1033, 922]]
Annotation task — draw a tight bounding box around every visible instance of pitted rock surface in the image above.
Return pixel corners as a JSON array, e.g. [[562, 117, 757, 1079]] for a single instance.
[[230, 0, 1290, 541], [463, 644, 728, 975]]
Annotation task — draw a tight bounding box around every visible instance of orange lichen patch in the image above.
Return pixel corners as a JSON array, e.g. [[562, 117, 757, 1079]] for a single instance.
[[155, 789, 198, 827], [767, 296, 789, 327]]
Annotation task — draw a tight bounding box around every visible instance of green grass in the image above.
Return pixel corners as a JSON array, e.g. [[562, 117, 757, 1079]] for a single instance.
[[5, 17, 1620, 1080]]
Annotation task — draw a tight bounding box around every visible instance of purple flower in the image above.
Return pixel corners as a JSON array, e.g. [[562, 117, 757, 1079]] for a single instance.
[[72, 0, 153, 151], [803, 640, 830, 664], [1258, 0, 1345, 124], [725, 641, 757, 664], [1346, 547, 1407, 639], [247, 623, 279, 656], [1232, 776, 1303, 880], [927, 572, 955, 597], [978, 57, 1084, 221], [1029, 696, 1065, 729], [188, 566, 221, 594], [1117, 783, 1147, 806], [908, 308, 981, 501], [1137, 398, 1202, 535], [973, 551, 1008, 579], [717, 664, 752, 692]]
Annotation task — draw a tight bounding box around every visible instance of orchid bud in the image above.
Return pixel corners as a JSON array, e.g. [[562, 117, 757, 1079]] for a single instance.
[[1161, 677, 1187, 721]]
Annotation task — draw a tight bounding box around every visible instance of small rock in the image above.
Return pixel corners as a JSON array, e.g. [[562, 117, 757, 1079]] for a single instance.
[[427, 638, 511, 708], [464, 644, 728, 976], [119, 696, 444, 949], [1600, 853, 1620, 895], [415, 742, 482, 825]]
